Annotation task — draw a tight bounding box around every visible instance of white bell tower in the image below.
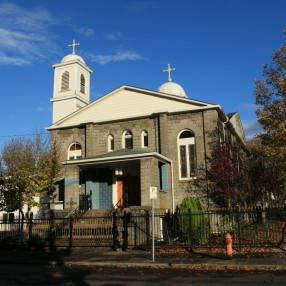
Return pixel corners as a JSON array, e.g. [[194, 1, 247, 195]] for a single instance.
[[51, 40, 93, 123]]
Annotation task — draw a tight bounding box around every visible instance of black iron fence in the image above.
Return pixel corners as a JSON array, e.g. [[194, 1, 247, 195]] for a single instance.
[[0, 206, 285, 251]]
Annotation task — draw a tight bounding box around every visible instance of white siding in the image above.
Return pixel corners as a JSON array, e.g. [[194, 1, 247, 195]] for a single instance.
[[55, 89, 213, 128], [53, 100, 76, 123]]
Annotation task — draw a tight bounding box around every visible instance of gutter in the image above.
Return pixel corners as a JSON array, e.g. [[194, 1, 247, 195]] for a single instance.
[[62, 152, 172, 166]]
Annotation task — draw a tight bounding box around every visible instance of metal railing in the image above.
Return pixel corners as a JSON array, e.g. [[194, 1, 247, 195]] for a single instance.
[[0, 206, 285, 251]]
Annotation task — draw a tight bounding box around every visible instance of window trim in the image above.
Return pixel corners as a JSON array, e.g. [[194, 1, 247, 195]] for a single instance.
[[108, 134, 114, 152], [68, 142, 82, 160], [141, 130, 148, 148], [122, 130, 133, 149], [177, 129, 196, 180]]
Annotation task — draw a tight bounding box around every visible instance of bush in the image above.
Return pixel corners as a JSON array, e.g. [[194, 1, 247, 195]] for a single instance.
[[178, 197, 210, 243]]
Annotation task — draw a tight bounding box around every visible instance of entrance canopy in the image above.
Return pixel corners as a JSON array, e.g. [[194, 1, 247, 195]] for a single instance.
[[62, 149, 173, 167]]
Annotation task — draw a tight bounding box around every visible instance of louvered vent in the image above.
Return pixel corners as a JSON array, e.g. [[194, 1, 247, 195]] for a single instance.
[[61, 71, 69, 91], [80, 74, 85, 94]]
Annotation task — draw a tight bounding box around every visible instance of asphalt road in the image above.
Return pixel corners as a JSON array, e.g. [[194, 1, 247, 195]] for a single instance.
[[1, 264, 286, 285]]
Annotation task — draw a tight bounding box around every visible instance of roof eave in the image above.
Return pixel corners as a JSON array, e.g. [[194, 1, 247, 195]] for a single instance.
[[62, 152, 173, 166]]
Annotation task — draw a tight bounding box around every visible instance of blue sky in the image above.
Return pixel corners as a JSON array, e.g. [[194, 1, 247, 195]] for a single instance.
[[0, 0, 285, 148]]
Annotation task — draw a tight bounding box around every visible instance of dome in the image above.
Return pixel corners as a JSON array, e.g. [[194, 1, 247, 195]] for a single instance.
[[158, 81, 187, 98], [61, 54, 85, 64]]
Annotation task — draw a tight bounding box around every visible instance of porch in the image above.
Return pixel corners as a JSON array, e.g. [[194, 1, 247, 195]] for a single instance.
[[58, 150, 173, 211]]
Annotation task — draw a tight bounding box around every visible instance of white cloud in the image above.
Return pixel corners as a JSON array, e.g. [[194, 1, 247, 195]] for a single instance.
[[107, 32, 122, 40], [240, 103, 257, 111], [0, 55, 30, 66], [37, 106, 52, 112], [243, 120, 263, 139], [74, 26, 95, 37], [0, 3, 59, 66], [86, 49, 144, 65]]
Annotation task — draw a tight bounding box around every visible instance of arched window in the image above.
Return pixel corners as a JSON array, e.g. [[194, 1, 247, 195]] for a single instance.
[[141, 130, 148, 148], [108, 135, 114, 152], [178, 130, 196, 179], [122, 130, 133, 149], [68, 142, 82, 160], [80, 74, 85, 94], [61, 71, 69, 91]]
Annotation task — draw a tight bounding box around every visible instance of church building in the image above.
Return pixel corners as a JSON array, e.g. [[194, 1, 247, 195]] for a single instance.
[[47, 41, 246, 213]]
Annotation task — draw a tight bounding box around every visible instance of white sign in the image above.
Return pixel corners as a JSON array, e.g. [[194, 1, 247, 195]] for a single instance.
[[150, 186, 158, 200]]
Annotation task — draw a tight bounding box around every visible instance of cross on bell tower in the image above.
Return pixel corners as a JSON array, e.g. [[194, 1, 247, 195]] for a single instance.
[[163, 64, 176, 82], [68, 39, 80, 55]]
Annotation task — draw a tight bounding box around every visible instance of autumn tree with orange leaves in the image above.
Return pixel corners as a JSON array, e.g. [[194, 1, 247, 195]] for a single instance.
[[254, 29, 286, 202]]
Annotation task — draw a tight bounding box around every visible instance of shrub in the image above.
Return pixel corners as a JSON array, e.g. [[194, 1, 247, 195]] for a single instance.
[[178, 197, 210, 243]]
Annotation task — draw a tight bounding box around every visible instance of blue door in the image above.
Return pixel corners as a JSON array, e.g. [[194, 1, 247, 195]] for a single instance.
[[86, 168, 113, 209]]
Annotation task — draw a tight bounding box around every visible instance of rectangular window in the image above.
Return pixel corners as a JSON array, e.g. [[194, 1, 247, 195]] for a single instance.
[[144, 135, 148, 147], [110, 139, 114, 151], [180, 145, 187, 178], [189, 144, 196, 176], [126, 138, 133, 149], [159, 163, 168, 191]]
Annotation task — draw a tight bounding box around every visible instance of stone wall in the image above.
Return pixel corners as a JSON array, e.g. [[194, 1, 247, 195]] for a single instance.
[[51, 127, 86, 161], [50, 107, 245, 211], [166, 109, 218, 207], [62, 165, 80, 210]]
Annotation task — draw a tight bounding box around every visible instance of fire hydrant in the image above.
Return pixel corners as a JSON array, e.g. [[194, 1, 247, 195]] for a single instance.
[[225, 232, 233, 260]]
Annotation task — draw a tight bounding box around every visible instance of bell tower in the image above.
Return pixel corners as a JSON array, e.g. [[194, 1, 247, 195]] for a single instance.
[[51, 40, 93, 123]]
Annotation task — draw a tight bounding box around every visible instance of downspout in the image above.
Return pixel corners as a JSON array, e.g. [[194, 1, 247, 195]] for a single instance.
[[157, 115, 161, 154], [157, 113, 174, 213], [202, 111, 209, 210], [170, 161, 175, 214], [222, 116, 229, 141], [154, 116, 159, 153]]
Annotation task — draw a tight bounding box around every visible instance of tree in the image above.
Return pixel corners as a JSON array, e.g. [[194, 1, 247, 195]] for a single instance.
[[254, 28, 286, 201], [207, 141, 253, 209], [190, 130, 256, 210], [247, 138, 285, 205], [0, 132, 61, 215]]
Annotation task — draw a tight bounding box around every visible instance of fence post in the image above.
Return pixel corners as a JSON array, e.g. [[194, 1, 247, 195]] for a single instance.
[[173, 207, 179, 241], [28, 213, 33, 250], [69, 217, 73, 248], [112, 211, 118, 251], [236, 205, 242, 252], [122, 211, 128, 251], [188, 209, 193, 246], [165, 210, 171, 244], [146, 210, 151, 249], [20, 212, 24, 247]]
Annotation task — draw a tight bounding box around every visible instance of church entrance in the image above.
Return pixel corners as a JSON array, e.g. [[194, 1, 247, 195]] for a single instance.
[[85, 168, 113, 210], [117, 176, 140, 207]]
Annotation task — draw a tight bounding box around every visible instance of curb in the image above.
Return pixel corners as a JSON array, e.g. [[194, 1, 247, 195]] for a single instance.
[[62, 261, 286, 271], [1, 259, 286, 271]]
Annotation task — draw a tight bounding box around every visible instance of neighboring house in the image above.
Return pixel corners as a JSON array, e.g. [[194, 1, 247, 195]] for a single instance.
[[47, 42, 246, 212], [0, 199, 40, 225]]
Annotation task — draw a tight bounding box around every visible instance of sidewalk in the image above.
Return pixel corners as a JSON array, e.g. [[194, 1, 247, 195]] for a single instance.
[[1, 248, 286, 271]]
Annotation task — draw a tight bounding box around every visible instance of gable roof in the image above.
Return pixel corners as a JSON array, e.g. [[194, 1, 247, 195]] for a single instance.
[[228, 112, 245, 141], [47, 85, 224, 130]]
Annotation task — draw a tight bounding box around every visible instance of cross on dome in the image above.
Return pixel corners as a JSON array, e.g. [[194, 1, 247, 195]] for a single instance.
[[68, 39, 80, 55], [163, 64, 176, 82]]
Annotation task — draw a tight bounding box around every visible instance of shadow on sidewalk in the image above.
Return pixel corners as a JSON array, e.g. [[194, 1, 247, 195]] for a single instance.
[[0, 242, 92, 285], [185, 247, 227, 260]]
